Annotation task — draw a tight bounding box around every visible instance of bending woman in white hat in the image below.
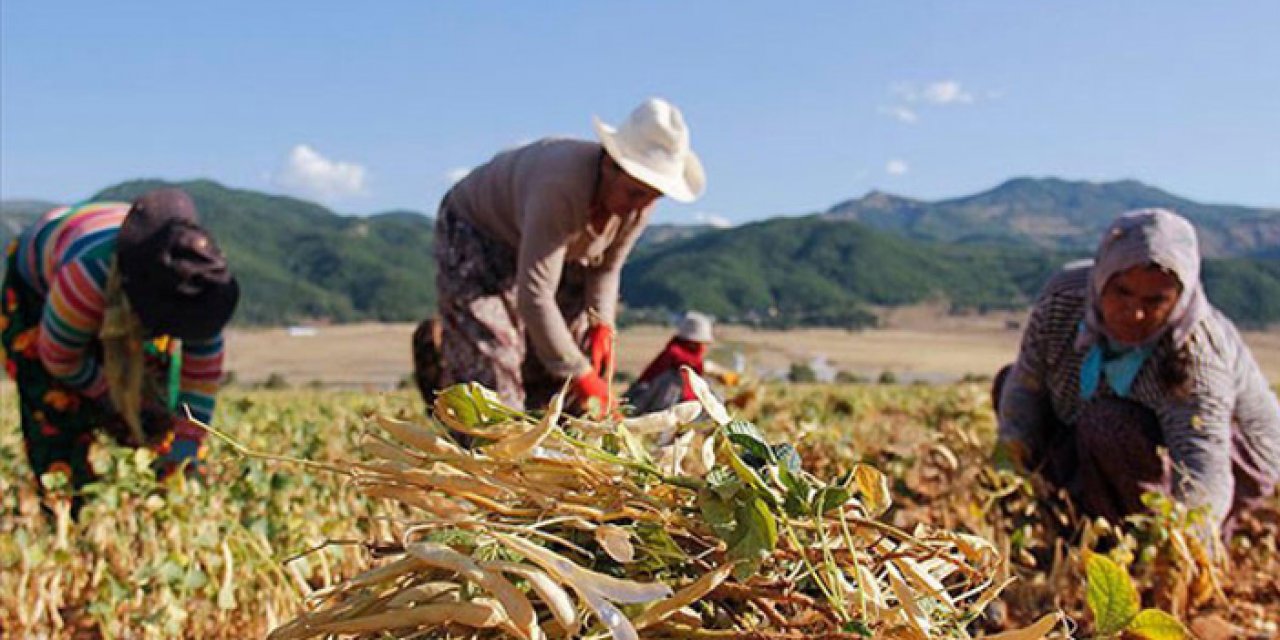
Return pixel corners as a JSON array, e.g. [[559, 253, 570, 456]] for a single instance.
[[415, 98, 705, 417]]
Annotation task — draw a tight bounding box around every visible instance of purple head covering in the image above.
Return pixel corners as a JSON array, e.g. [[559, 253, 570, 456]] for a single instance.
[[1076, 208, 1211, 351]]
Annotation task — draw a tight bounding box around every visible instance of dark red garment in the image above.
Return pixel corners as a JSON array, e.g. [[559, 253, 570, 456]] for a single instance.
[[635, 338, 706, 401]]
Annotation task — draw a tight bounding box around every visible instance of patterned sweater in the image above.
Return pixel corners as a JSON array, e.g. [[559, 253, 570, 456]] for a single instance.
[[999, 266, 1280, 526], [15, 202, 224, 425]]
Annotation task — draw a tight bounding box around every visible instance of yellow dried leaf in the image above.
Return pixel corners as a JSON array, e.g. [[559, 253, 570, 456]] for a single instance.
[[855, 562, 887, 619], [484, 561, 579, 636], [979, 611, 1063, 639], [683, 366, 730, 425], [386, 582, 461, 608], [484, 386, 564, 461], [634, 563, 734, 629], [622, 400, 702, 433], [218, 540, 237, 610], [357, 483, 471, 519], [892, 557, 955, 611], [406, 542, 540, 640], [492, 533, 671, 604], [887, 564, 930, 639], [375, 414, 466, 457], [854, 463, 892, 517], [312, 601, 505, 634], [360, 435, 426, 467], [595, 525, 635, 563]]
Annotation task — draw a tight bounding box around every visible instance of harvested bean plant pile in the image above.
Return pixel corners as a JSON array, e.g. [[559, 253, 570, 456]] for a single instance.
[[271, 372, 1057, 639]]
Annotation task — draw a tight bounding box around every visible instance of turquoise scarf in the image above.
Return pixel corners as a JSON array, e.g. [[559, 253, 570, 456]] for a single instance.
[[1080, 332, 1153, 399]]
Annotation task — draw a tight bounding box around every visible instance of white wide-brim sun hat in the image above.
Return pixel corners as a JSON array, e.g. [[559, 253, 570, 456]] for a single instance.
[[677, 311, 715, 343], [593, 98, 705, 203]]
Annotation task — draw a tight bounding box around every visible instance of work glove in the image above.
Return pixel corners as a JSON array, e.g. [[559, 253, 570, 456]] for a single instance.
[[153, 427, 207, 480], [571, 371, 613, 418], [584, 323, 615, 378]]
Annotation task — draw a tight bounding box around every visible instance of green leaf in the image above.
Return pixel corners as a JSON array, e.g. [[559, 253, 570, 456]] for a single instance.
[[776, 464, 809, 499], [706, 466, 743, 501], [1086, 552, 1140, 636], [435, 384, 483, 426], [812, 486, 852, 515], [436, 383, 520, 427], [726, 492, 778, 580], [717, 432, 779, 507], [725, 420, 775, 464], [632, 522, 688, 572], [1126, 609, 1188, 640], [782, 488, 810, 518], [776, 462, 815, 518], [697, 489, 740, 543]]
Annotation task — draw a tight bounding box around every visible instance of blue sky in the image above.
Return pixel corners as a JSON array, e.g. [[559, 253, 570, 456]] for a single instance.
[[2, 1, 1277, 225]]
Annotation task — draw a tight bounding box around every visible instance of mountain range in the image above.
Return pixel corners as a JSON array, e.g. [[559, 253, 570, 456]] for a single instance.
[[824, 177, 1280, 258], [3, 177, 1279, 327]]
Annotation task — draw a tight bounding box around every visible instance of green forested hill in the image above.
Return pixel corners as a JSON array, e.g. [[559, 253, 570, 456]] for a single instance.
[[622, 215, 1062, 328]]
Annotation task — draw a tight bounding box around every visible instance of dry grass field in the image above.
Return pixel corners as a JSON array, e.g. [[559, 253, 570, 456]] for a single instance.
[[222, 313, 1280, 387]]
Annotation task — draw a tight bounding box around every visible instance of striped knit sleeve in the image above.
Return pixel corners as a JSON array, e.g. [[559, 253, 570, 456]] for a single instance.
[[177, 334, 224, 428], [37, 257, 110, 398]]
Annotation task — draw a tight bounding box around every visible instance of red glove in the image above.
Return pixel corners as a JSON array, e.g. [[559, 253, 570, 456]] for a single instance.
[[584, 323, 615, 378], [571, 371, 612, 417]]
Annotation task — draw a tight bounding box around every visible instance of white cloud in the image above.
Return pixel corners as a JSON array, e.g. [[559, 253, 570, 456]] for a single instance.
[[891, 80, 975, 105], [273, 144, 366, 199], [444, 166, 472, 184], [877, 105, 919, 124], [885, 159, 909, 176], [922, 80, 973, 104], [694, 211, 733, 228]]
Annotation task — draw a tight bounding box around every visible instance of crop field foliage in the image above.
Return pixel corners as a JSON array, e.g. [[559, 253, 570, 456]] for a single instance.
[[1, 383, 1276, 638]]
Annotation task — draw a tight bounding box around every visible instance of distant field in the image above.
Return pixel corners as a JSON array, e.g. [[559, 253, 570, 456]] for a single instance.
[[221, 317, 1280, 387]]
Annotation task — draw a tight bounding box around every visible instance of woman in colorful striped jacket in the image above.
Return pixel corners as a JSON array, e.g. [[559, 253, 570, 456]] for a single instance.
[[1, 188, 239, 512], [996, 208, 1280, 545]]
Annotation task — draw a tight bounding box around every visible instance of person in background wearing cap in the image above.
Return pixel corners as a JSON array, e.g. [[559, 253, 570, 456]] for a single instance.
[[1, 188, 239, 512], [625, 311, 738, 414], [413, 98, 705, 417], [994, 208, 1280, 547]]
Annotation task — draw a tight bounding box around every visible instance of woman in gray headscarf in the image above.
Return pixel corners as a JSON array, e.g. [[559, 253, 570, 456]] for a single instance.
[[996, 208, 1280, 541]]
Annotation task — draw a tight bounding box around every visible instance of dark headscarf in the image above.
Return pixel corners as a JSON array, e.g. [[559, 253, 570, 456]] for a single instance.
[[117, 188, 239, 340]]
